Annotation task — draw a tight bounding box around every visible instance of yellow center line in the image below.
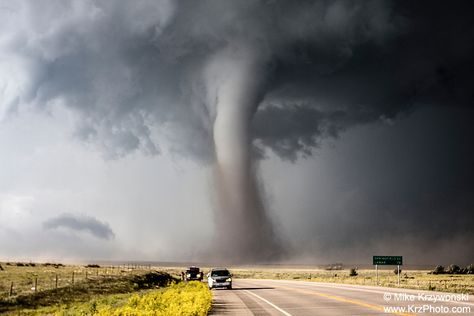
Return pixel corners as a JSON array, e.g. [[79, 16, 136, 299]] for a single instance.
[[279, 286, 414, 316]]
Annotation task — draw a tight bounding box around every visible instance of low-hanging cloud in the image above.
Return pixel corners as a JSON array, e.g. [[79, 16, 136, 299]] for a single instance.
[[43, 213, 115, 240], [2, 1, 472, 161]]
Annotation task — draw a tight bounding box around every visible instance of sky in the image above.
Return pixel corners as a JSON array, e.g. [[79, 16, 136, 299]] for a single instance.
[[0, 0, 473, 266]]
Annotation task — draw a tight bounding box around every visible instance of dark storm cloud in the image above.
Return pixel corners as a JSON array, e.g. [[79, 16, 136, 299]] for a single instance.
[[1, 0, 473, 264], [43, 213, 115, 240], [3, 0, 471, 160], [250, 0, 474, 159], [283, 105, 474, 265], [252, 104, 380, 161], [0, 1, 410, 159], [1, 1, 473, 159]]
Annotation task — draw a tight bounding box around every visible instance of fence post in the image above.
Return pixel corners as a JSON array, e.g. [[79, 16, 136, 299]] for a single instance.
[[55, 274, 58, 289], [72, 271, 75, 285], [34, 277, 37, 292], [9, 281, 13, 296]]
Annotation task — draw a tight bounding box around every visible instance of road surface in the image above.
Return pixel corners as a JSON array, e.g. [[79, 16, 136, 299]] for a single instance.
[[210, 279, 473, 315]]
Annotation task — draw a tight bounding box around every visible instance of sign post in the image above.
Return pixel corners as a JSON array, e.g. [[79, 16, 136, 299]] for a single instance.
[[397, 265, 400, 286], [376, 264, 378, 285], [373, 256, 403, 286]]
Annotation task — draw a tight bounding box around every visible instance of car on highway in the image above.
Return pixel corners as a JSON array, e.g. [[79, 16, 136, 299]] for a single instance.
[[207, 268, 232, 289], [183, 266, 203, 281]]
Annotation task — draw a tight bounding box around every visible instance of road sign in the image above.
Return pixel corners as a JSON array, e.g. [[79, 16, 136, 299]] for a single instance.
[[373, 256, 403, 265]]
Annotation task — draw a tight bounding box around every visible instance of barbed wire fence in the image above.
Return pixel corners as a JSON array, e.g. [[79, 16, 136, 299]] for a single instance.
[[0, 263, 153, 299]]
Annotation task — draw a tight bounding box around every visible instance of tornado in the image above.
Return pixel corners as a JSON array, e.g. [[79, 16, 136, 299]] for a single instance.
[[203, 45, 282, 262]]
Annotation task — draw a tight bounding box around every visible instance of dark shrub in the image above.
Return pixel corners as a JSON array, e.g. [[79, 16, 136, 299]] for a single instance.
[[447, 264, 461, 274], [393, 268, 402, 275], [85, 264, 101, 268], [433, 265, 445, 274], [349, 268, 358, 276], [467, 264, 474, 274], [131, 271, 175, 289]]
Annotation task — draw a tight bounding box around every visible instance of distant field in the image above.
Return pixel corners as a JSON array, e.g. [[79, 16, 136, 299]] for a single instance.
[[0, 262, 211, 315]]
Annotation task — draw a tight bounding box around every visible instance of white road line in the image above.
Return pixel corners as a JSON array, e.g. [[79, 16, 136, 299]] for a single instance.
[[243, 290, 293, 316]]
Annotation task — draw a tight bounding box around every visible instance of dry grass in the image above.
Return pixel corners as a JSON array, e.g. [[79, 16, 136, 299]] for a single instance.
[[0, 262, 154, 299], [0, 262, 176, 315]]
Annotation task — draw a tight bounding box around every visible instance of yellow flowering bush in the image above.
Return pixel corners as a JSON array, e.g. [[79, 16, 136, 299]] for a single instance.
[[94, 281, 211, 316]]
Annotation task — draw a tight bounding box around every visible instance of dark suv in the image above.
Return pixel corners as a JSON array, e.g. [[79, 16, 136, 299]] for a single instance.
[[183, 266, 203, 281]]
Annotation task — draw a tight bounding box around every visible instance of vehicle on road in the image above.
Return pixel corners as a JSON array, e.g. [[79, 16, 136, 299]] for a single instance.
[[183, 266, 203, 281], [207, 268, 232, 289]]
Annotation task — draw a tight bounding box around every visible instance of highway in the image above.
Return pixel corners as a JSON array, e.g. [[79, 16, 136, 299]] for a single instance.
[[210, 279, 474, 315]]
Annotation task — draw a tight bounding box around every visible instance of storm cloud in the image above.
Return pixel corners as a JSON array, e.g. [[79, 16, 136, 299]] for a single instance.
[[0, 0, 473, 264], [4, 1, 473, 161], [43, 213, 115, 240]]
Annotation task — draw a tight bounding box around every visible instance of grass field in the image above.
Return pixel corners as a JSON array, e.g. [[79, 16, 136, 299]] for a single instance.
[[0, 262, 211, 315], [0, 262, 155, 300]]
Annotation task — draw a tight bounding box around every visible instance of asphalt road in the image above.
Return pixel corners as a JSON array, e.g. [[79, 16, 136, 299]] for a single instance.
[[209, 279, 474, 315]]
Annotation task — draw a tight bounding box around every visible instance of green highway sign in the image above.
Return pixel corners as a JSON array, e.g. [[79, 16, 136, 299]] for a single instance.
[[373, 256, 403, 265]]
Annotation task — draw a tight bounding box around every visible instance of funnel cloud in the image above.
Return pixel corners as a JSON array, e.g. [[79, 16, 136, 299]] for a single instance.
[[203, 45, 282, 261]]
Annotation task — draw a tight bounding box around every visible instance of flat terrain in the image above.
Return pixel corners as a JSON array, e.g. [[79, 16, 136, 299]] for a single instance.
[[0, 262, 154, 299], [0, 263, 175, 315], [2, 263, 474, 315], [210, 279, 474, 315]]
